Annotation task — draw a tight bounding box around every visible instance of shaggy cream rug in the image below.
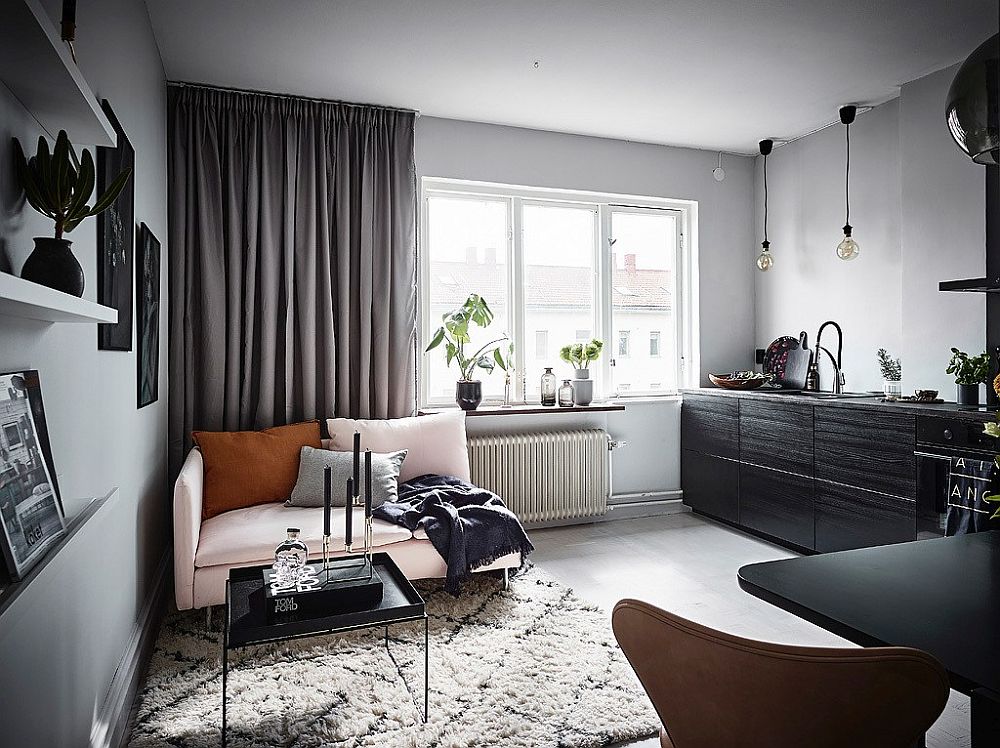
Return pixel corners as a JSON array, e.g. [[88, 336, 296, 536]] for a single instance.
[[128, 565, 659, 747]]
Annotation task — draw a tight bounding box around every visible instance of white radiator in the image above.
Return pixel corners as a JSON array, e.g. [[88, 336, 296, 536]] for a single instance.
[[467, 429, 610, 524]]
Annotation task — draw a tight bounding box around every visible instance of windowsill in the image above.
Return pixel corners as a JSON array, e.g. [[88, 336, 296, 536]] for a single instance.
[[419, 403, 626, 417]]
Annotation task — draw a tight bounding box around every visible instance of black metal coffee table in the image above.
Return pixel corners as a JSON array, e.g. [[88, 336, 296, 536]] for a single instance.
[[222, 552, 428, 747]]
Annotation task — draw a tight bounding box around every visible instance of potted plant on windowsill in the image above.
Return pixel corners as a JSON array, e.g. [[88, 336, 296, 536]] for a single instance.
[[946, 348, 989, 406], [559, 339, 603, 406], [425, 293, 510, 411], [13, 130, 132, 297]]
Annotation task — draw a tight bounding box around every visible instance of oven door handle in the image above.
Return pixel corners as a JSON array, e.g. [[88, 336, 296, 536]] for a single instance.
[[914, 451, 953, 461]]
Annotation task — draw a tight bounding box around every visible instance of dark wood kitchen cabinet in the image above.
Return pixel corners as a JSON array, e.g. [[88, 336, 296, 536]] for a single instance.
[[681, 391, 919, 555], [739, 463, 814, 549]]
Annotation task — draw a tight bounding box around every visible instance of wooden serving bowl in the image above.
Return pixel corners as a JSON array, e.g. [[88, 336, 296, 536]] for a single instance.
[[709, 373, 767, 390]]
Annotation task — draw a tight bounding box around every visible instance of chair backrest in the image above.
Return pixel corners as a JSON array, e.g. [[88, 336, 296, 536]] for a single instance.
[[612, 599, 949, 748]]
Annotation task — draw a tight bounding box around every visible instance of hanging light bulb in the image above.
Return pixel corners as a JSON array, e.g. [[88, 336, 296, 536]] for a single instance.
[[756, 139, 774, 271], [837, 106, 860, 261]]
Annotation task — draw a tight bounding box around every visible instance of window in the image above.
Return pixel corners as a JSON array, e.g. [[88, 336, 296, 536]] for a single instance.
[[535, 330, 549, 359], [421, 179, 693, 404], [649, 331, 661, 357], [618, 330, 631, 358]]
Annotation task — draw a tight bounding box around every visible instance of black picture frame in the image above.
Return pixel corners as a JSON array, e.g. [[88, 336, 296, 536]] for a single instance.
[[97, 99, 135, 351], [0, 370, 65, 582], [136, 223, 160, 409]]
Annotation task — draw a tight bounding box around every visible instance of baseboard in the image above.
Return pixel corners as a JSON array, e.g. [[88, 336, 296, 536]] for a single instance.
[[608, 489, 683, 506], [524, 494, 687, 529], [91, 548, 171, 748]]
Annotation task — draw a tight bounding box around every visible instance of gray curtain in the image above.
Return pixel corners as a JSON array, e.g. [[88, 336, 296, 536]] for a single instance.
[[167, 85, 416, 476]]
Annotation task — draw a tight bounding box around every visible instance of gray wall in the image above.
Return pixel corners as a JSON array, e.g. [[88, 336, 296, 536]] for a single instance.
[[415, 117, 756, 496], [0, 0, 168, 743], [753, 65, 986, 396]]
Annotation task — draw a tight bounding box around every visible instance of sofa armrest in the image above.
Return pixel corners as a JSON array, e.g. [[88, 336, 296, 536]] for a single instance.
[[173, 448, 204, 610]]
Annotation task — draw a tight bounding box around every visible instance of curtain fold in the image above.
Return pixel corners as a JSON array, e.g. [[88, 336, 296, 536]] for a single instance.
[[167, 86, 417, 477]]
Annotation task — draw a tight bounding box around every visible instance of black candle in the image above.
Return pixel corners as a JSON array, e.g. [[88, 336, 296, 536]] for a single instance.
[[323, 466, 332, 537], [365, 449, 373, 517], [352, 432, 361, 503], [345, 477, 354, 547]]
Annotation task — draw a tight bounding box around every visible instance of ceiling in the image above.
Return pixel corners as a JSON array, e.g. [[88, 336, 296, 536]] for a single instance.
[[144, 0, 996, 154]]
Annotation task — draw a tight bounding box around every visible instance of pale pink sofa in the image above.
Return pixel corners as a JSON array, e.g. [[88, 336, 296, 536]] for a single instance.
[[173, 412, 523, 610]]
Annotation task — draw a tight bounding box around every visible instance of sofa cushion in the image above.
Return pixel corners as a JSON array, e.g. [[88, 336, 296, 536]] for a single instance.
[[194, 502, 412, 568], [287, 446, 407, 508], [192, 421, 322, 520], [327, 411, 470, 483]]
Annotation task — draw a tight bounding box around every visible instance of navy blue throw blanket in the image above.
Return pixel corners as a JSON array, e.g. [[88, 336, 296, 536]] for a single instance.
[[374, 474, 534, 595]]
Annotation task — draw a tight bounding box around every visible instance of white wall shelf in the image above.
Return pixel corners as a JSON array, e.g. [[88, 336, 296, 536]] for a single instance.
[[0, 0, 116, 147], [0, 272, 117, 324]]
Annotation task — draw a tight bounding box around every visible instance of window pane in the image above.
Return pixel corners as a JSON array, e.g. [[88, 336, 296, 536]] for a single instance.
[[574, 329, 590, 341], [535, 330, 549, 359], [610, 211, 677, 394], [522, 204, 596, 398], [425, 195, 510, 402]]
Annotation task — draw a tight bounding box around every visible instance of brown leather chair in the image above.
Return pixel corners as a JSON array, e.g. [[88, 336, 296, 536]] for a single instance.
[[612, 599, 949, 748]]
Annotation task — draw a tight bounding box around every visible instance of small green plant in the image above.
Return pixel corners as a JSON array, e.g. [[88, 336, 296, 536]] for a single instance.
[[876, 348, 901, 381], [13, 130, 131, 239], [425, 294, 509, 382], [946, 348, 990, 385], [559, 339, 604, 370]]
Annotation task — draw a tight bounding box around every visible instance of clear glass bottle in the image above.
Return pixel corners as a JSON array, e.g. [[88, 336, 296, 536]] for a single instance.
[[541, 367, 557, 406], [558, 379, 575, 407], [273, 528, 309, 584]]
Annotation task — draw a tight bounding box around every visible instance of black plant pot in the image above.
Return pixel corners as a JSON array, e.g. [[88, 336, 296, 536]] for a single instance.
[[455, 380, 482, 411], [957, 383, 981, 406], [21, 237, 84, 297]]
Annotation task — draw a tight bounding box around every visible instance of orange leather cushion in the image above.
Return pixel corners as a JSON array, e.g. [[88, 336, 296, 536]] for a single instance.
[[192, 421, 322, 520]]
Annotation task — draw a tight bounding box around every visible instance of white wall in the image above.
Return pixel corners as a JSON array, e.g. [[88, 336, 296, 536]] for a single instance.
[[753, 66, 987, 396], [0, 0, 168, 743], [415, 117, 755, 495]]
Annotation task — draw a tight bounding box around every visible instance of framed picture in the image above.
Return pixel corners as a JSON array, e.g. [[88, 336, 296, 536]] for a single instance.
[[97, 99, 135, 351], [0, 370, 65, 581], [137, 223, 160, 409]]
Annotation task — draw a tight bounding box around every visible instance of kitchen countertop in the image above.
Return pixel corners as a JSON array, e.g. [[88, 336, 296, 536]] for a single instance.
[[682, 387, 995, 422]]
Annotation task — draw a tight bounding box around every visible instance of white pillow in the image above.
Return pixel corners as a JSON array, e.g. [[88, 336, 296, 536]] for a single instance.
[[326, 411, 470, 483]]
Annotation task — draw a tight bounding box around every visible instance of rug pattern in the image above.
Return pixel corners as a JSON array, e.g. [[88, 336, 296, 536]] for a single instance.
[[128, 565, 658, 747]]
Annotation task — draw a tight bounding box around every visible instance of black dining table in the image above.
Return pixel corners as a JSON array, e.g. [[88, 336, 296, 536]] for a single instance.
[[738, 532, 1000, 747]]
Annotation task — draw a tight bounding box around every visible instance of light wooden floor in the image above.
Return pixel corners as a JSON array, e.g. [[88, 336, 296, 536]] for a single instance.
[[529, 510, 971, 748]]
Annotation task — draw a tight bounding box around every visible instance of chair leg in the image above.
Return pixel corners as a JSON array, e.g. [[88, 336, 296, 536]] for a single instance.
[[503, 568, 509, 590]]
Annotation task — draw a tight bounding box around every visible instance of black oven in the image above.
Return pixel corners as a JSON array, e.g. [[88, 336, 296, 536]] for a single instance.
[[914, 415, 996, 538]]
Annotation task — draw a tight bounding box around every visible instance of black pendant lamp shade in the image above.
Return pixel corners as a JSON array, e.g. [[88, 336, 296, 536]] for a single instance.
[[756, 139, 774, 272], [946, 33, 999, 166], [836, 105, 860, 261]]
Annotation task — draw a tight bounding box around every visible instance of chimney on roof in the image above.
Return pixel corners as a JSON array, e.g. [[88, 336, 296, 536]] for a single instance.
[[484, 247, 497, 265], [624, 254, 637, 275], [465, 246, 478, 264]]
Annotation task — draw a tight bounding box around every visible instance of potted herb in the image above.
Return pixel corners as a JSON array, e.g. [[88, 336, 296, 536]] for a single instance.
[[946, 348, 990, 406], [559, 339, 603, 406], [876, 348, 902, 399], [425, 294, 509, 411], [13, 131, 131, 296]]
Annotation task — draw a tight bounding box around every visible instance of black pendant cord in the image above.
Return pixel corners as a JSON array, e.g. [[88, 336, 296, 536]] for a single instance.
[[845, 123, 851, 227], [763, 152, 769, 245]]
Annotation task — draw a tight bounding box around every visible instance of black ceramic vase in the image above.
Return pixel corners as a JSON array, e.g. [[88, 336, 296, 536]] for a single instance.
[[957, 383, 981, 406], [21, 238, 85, 297], [455, 380, 482, 411]]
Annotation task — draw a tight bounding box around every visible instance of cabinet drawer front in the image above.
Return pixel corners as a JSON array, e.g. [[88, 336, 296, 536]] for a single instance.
[[739, 464, 814, 549], [682, 450, 739, 523], [814, 480, 916, 552], [739, 399, 814, 476], [682, 395, 738, 458], [814, 408, 915, 498]]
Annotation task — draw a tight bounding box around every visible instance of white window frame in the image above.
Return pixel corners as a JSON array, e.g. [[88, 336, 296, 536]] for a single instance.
[[419, 178, 699, 407]]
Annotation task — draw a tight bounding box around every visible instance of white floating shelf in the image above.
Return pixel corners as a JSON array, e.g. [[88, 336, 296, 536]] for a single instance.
[[0, 272, 117, 324], [0, 0, 116, 147]]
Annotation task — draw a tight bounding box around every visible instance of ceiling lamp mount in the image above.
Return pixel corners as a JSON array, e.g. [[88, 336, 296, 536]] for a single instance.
[[756, 139, 775, 272], [836, 105, 860, 261]]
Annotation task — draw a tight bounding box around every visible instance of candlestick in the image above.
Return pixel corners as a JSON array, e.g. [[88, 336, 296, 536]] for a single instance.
[[323, 466, 332, 537], [345, 477, 354, 552], [353, 432, 361, 504], [365, 449, 372, 518]]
